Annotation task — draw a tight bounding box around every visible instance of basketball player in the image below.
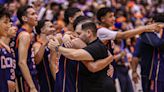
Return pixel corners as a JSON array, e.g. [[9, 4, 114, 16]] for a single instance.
[[16, 5, 38, 92]]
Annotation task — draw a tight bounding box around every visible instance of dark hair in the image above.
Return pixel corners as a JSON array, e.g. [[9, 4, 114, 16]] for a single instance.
[[50, 2, 59, 10], [17, 5, 33, 24], [0, 5, 11, 19], [153, 13, 164, 23], [7, 0, 14, 5], [64, 7, 81, 25], [96, 7, 113, 22], [35, 20, 49, 35], [81, 22, 97, 36], [73, 15, 90, 30]]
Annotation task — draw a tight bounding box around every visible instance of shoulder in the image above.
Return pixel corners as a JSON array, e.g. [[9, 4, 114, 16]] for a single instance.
[[84, 39, 106, 52], [17, 32, 31, 46], [83, 39, 108, 60], [19, 31, 30, 37], [18, 32, 30, 40], [33, 42, 41, 48]]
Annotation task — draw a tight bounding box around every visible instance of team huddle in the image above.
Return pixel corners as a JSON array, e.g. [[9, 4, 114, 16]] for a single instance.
[[0, 3, 164, 92]]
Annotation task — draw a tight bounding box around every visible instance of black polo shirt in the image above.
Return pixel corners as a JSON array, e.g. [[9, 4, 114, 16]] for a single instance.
[[78, 38, 116, 92]]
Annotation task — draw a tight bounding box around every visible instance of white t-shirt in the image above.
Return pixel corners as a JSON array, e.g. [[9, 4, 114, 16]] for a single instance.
[[97, 27, 118, 40]]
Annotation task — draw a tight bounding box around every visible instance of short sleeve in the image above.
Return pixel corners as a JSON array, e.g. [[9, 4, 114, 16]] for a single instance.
[[97, 28, 118, 40]]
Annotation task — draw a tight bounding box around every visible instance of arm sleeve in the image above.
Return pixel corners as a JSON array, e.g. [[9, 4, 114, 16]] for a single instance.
[[97, 28, 118, 40]]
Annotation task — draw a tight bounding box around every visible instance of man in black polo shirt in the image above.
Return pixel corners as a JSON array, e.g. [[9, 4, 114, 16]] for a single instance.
[[77, 22, 115, 92], [48, 22, 116, 92]]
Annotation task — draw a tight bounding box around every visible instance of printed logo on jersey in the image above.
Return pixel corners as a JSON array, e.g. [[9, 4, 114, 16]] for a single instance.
[[0, 55, 16, 80]]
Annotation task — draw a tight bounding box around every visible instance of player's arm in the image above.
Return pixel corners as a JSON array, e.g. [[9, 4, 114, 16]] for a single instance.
[[48, 39, 93, 61], [71, 38, 87, 49], [48, 51, 57, 80], [34, 35, 48, 64], [18, 32, 36, 90], [113, 51, 126, 62], [131, 56, 140, 83], [33, 42, 41, 64], [34, 43, 46, 64], [58, 46, 93, 61], [131, 38, 141, 83], [131, 57, 139, 73], [82, 54, 113, 73], [33, 42, 47, 64], [116, 23, 157, 39]]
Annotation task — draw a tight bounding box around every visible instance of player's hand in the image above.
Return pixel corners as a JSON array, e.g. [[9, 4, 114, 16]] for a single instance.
[[8, 80, 16, 92], [107, 64, 114, 77], [120, 51, 126, 57], [62, 34, 71, 42], [55, 33, 63, 44], [48, 39, 56, 51], [132, 71, 140, 84], [47, 35, 55, 40], [144, 23, 162, 32], [48, 39, 60, 51], [62, 34, 73, 48]]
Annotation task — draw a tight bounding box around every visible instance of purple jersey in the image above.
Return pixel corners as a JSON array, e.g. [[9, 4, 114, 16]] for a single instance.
[[0, 69, 8, 92], [141, 31, 164, 82], [55, 55, 79, 92], [36, 47, 55, 92], [14, 28, 37, 76], [0, 47, 16, 92], [14, 28, 40, 91], [55, 30, 79, 92]]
